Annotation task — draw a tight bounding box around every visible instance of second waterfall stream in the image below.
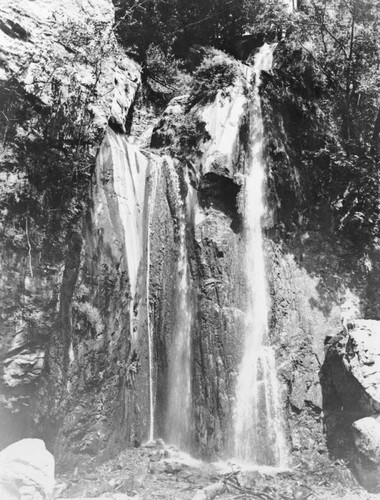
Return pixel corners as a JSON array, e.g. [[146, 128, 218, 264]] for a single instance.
[[232, 43, 288, 467], [165, 160, 193, 450]]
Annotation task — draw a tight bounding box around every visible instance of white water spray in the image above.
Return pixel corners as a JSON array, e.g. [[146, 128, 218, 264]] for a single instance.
[[286, 0, 297, 12], [233, 44, 287, 467], [146, 157, 161, 442], [165, 161, 193, 449]]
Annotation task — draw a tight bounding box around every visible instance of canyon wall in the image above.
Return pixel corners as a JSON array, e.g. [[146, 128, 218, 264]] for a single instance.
[[1, 0, 380, 483]]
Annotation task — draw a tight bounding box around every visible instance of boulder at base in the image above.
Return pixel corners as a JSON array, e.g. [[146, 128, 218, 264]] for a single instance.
[[321, 319, 380, 460], [352, 415, 380, 493], [0, 439, 54, 499]]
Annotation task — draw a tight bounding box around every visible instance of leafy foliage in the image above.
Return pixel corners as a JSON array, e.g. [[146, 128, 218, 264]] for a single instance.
[[113, 0, 292, 61], [144, 44, 192, 99], [265, 0, 380, 245], [189, 50, 241, 105], [113, 0, 293, 111], [0, 18, 115, 262]]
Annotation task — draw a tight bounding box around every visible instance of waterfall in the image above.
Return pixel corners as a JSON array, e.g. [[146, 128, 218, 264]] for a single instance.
[[282, 0, 297, 11], [146, 157, 161, 442], [164, 161, 193, 449], [233, 44, 287, 467]]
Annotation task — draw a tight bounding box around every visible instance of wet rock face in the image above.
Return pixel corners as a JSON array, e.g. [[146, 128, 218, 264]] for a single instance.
[[52, 134, 164, 467], [149, 69, 251, 458], [0, 37, 350, 466], [267, 243, 332, 458], [147, 165, 178, 443], [149, 66, 361, 462], [1, 10, 379, 475], [191, 204, 245, 458]]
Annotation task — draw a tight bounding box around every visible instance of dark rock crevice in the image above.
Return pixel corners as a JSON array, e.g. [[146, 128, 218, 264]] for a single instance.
[[198, 173, 242, 233]]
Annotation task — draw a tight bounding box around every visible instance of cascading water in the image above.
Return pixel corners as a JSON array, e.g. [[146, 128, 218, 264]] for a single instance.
[[287, 0, 297, 11], [233, 44, 287, 467], [164, 161, 193, 449], [146, 157, 161, 442]]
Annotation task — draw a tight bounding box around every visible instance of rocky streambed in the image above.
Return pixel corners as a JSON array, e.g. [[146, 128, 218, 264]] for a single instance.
[[54, 442, 378, 500]]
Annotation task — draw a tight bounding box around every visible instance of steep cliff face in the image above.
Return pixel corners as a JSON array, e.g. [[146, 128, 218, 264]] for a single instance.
[[149, 58, 335, 460], [260, 39, 380, 464], [53, 132, 154, 466], [1, 0, 379, 483], [0, 0, 140, 456]]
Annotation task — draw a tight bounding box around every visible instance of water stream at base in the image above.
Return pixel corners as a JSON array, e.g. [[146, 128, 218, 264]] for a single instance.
[[165, 161, 192, 450], [233, 43, 287, 467]]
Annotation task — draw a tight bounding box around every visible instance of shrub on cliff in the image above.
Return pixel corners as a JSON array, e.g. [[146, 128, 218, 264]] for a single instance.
[[188, 50, 242, 106], [144, 44, 191, 100]]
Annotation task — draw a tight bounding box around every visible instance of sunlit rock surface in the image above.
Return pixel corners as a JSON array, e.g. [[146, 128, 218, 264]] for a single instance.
[[0, 0, 139, 129], [199, 67, 251, 179], [352, 415, 380, 492], [0, 439, 54, 500], [3, 348, 45, 387], [53, 131, 161, 466], [346, 321, 380, 404], [93, 129, 149, 299]]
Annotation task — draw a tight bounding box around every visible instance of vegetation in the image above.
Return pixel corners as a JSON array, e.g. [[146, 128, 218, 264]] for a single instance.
[[189, 49, 242, 105], [113, 0, 291, 94], [113, 0, 380, 248], [1, 0, 378, 255], [114, 0, 379, 249], [0, 18, 116, 263], [262, 0, 380, 246], [114, 0, 261, 60]]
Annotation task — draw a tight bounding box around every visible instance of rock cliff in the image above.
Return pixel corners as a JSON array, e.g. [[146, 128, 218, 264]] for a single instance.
[[0, 0, 140, 457], [1, 0, 380, 491]]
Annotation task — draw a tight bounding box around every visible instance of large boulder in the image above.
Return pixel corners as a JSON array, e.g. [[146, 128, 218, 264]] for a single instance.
[[322, 320, 380, 488], [323, 320, 380, 419], [352, 415, 380, 492], [344, 321, 380, 406], [0, 439, 54, 499]]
